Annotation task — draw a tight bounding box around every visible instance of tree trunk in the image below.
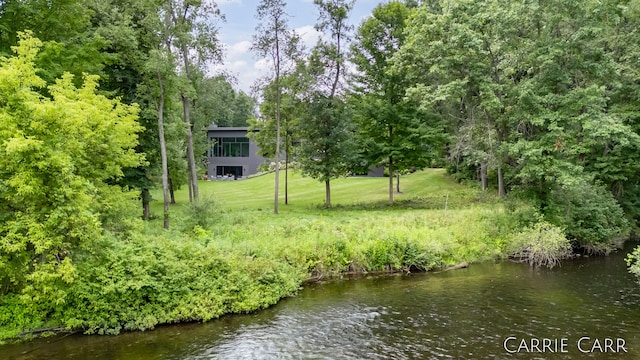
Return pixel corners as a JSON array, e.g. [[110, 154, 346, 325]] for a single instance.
[[285, 140, 289, 205], [330, 30, 341, 98], [480, 162, 488, 191], [273, 24, 281, 214], [273, 91, 280, 213], [396, 173, 401, 193], [388, 124, 394, 204], [168, 176, 176, 204], [187, 169, 193, 203], [325, 179, 331, 207], [182, 94, 199, 202], [156, 71, 170, 230], [389, 156, 394, 204], [142, 188, 151, 220], [498, 166, 505, 197], [274, 153, 280, 214]]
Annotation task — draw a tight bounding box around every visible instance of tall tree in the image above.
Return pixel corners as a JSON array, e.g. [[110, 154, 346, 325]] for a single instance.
[[297, 0, 355, 207], [298, 92, 356, 207], [146, 47, 176, 229], [394, 0, 524, 197], [0, 0, 179, 222], [502, 0, 635, 244], [164, 0, 223, 203], [312, 0, 354, 98], [87, 0, 165, 221], [393, 0, 635, 245], [351, 1, 440, 203], [252, 0, 301, 214], [249, 72, 302, 204]]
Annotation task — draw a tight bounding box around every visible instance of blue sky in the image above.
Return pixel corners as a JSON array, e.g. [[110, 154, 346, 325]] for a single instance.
[[212, 0, 381, 94]]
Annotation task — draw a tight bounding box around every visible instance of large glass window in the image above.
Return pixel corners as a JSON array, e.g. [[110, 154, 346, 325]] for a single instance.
[[210, 137, 249, 157], [216, 166, 243, 177]]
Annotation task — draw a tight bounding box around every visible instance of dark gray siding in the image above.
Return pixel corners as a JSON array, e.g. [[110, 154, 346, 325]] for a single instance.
[[206, 127, 265, 179]]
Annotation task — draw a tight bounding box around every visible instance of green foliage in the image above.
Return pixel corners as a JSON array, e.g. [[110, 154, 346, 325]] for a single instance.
[[0, 0, 111, 87], [0, 33, 143, 296], [250, 74, 302, 160], [509, 220, 572, 268], [626, 246, 640, 279], [297, 95, 357, 188], [350, 1, 445, 198], [545, 180, 629, 247], [179, 195, 219, 233], [61, 233, 304, 335], [362, 237, 439, 272], [0, 294, 45, 341], [6, 0, 640, 342], [192, 75, 255, 128], [0, 169, 532, 342], [394, 0, 640, 236]]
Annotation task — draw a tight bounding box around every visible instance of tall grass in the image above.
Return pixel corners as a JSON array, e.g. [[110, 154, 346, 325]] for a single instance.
[[150, 169, 517, 277]]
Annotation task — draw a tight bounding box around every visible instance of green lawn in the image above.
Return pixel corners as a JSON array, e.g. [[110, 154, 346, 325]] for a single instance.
[[152, 168, 478, 213]]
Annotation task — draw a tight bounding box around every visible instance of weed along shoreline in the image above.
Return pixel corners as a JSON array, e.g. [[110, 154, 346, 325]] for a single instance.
[[303, 261, 470, 284], [0, 170, 628, 344]]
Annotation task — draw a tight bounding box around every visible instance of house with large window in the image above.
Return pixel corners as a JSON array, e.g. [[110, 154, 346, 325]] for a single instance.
[[206, 124, 265, 180]]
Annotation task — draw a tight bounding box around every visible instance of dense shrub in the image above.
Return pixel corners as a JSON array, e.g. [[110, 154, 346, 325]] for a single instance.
[[0, 233, 304, 338], [508, 220, 572, 268], [626, 246, 640, 279], [545, 181, 629, 246], [179, 195, 219, 234], [0, 189, 530, 342], [619, 183, 640, 227], [362, 237, 438, 272]]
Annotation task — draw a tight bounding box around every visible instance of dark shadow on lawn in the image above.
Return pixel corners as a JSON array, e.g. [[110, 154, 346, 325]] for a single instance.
[[310, 192, 499, 212]]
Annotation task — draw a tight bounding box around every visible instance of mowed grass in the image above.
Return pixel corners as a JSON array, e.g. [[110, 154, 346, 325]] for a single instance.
[[152, 168, 476, 213]]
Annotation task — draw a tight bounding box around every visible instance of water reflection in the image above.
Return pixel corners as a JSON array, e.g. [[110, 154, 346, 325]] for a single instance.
[[3, 245, 640, 359]]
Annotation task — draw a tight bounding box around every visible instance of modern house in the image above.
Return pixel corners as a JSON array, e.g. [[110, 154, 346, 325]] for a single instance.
[[206, 124, 265, 180]]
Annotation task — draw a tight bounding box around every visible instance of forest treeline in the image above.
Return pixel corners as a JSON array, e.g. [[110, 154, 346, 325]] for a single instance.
[[2, 0, 640, 341], [255, 0, 640, 249]]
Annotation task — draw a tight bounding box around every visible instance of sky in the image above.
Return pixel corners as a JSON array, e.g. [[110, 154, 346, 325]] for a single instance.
[[211, 0, 381, 95]]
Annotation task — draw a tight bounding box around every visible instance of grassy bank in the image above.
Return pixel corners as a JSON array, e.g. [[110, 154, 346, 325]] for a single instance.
[[150, 169, 521, 273], [1, 169, 533, 342]]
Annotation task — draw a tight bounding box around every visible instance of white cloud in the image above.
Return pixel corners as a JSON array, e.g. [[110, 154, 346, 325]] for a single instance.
[[294, 25, 323, 49], [254, 57, 272, 71], [215, 26, 324, 93], [228, 40, 252, 58], [207, 40, 257, 93]]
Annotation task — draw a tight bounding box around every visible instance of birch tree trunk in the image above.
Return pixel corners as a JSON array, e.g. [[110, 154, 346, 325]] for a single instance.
[[157, 71, 170, 229]]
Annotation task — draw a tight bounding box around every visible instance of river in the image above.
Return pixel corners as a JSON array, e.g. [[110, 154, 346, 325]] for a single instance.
[[3, 243, 640, 359]]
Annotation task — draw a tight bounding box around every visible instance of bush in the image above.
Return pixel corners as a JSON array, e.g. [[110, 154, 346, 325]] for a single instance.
[[545, 180, 629, 246], [626, 246, 640, 279], [180, 195, 219, 233], [509, 220, 572, 268], [59, 233, 303, 335]]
